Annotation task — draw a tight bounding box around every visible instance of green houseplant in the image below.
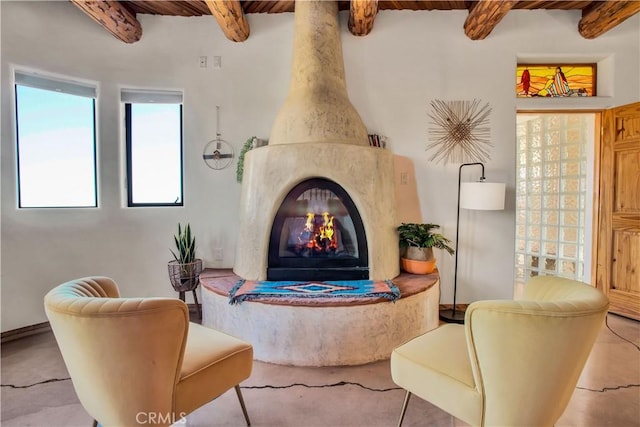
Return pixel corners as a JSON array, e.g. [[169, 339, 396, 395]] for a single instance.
[[236, 136, 256, 183], [168, 223, 203, 292], [397, 223, 454, 274]]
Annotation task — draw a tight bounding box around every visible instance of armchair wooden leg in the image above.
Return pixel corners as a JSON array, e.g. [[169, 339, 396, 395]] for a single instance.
[[235, 384, 251, 426], [92, 420, 98, 427], [397, 390, 412, 427]]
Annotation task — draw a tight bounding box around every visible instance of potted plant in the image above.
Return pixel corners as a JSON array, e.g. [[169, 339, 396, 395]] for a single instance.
[[236, 136, 256, 183], [397, 223, 454, 274], [168, 223, 203, 292]]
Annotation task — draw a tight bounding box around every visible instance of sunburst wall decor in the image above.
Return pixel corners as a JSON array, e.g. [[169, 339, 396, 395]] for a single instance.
[[426, 99, 492, 165]]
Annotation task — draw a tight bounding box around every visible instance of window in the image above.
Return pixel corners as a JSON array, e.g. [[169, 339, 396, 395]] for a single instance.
[[515, 113, 595, 285], [15, 71, 97, 208], [516, 64, 596, 97], [123, 90, 183, 207]]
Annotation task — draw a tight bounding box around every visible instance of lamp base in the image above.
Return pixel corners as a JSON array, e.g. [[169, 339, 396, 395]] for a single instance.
[[439, 308, 465, 324]]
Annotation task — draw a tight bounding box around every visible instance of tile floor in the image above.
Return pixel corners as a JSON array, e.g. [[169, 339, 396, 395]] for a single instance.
[[1, 313, 638, 427]]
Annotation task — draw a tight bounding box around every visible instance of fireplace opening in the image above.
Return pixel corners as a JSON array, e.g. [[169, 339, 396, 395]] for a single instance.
[[268, 178, 368, 281]]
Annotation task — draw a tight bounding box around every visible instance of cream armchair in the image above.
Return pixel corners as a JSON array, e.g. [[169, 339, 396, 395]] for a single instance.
[[44, 276, 253, 427], [391, 276, 609, 427]]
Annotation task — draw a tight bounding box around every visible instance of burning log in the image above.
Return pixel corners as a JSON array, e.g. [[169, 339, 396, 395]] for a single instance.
[[293, 212, 339, 256]]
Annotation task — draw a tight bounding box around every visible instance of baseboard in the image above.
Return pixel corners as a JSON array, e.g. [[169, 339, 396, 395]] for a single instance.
[[1, 322, 51, 344], [439, 304, 469, 311]]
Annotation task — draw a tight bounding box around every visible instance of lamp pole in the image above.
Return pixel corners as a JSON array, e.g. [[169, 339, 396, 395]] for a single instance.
[[439, 162, 485, 324]]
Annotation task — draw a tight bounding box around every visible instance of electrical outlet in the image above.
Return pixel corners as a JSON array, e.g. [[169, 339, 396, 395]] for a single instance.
[[400, 172, 408, 185], [213, 56, 222, 69], [199, 56, 208, 68], [213, 248, 223, 260]]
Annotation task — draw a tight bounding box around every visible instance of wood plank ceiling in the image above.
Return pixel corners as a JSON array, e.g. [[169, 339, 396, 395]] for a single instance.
[[71, 0, 640, 44]]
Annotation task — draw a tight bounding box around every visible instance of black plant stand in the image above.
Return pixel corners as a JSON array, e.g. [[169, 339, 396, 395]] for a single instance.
[[178, 288, 201, 320], [168, 259, 203, 320]]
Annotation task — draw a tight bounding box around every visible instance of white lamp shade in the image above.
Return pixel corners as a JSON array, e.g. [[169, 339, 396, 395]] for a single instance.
[[460, 182, 505, 210]]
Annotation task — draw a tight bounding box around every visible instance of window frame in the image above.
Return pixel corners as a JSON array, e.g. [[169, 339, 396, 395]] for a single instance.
[[14, 72, 98, 209], [124, 101, 184, 207]]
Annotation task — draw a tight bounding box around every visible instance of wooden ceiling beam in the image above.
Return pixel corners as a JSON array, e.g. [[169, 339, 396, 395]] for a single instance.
[[71, 0, 142, 44], [204, 0, 250, 42], [349, 0, 379, 36], [463, 0, 518, 40], [578, 0, 640, 39]]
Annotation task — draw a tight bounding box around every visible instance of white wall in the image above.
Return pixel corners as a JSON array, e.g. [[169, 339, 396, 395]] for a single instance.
[[1, 1, 638, 331]]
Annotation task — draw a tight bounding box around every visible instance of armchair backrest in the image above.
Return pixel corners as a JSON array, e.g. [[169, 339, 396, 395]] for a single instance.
[[44, 277, 190, 426], [465, 276, 608, 427]]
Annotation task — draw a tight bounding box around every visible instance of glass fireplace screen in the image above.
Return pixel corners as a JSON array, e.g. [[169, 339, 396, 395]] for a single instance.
[[268, 178, 368, 281]]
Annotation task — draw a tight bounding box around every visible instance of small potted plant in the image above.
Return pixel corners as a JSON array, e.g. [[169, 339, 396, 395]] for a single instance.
[[236, 136, 256, 183], [397, 223, 454, 274], [168, 223, 203, 292]]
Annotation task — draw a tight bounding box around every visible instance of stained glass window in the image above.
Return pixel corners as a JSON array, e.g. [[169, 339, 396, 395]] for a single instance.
[[516, 64, 596, 98]]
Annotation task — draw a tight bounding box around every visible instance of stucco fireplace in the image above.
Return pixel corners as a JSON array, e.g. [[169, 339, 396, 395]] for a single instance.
[[234, 0, 399, 281], [201, 0, 439, 367]]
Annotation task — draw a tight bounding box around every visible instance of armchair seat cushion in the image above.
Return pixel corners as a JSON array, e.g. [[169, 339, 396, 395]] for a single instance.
[[391, 324, 482, 425], [176, 323, 253, 415]]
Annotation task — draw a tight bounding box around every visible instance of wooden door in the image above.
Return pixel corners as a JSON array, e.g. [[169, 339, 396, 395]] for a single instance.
[[595, 102, 640, 320]]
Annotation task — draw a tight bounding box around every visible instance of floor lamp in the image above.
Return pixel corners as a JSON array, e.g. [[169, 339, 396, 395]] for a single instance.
[[439, 162, 506, 324]]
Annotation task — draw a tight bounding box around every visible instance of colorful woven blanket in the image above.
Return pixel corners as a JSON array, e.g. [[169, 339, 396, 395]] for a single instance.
[[229, 279, 400, 305]]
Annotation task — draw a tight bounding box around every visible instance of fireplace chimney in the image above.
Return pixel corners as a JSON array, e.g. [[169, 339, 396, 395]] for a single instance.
[[269, 0, 369, 146]]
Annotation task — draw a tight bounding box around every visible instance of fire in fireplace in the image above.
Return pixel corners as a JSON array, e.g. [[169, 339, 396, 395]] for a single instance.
[[297, 211, 338, 255], [268, 178, 368, 281]]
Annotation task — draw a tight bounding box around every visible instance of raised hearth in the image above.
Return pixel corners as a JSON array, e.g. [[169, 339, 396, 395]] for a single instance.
[[200, 269, 440, 366]]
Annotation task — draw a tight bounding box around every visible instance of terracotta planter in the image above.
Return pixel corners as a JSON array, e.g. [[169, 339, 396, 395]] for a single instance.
[[400, 247, 436, 274], [401, 257, 436, 274]]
